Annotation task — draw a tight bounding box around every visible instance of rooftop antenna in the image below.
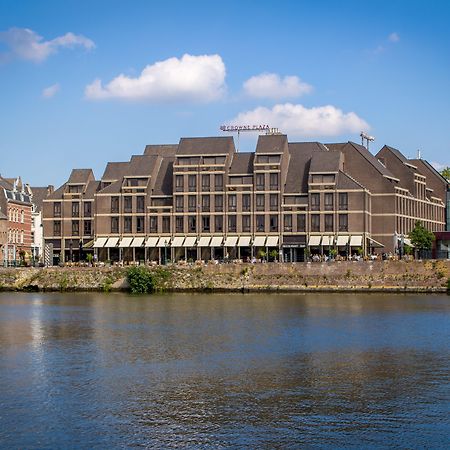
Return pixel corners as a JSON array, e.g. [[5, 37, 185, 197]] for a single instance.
[[360, 131, 375, 151], [417, 149, 421, 159], [220, 124, 278, 152]]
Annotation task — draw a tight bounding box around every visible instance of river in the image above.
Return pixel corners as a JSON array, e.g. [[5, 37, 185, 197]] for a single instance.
[[0, 292, 449, 448]]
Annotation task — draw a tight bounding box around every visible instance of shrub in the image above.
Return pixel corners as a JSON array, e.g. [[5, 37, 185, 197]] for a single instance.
[[127, 266, 155, 294], [447, 278, 450, 294]]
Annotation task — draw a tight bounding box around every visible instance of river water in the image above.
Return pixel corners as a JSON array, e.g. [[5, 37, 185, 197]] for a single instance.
[[0, 292, 449, 448]]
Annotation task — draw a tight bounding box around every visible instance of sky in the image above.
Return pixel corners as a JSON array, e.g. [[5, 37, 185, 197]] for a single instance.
[[1, 0, 449, 187]]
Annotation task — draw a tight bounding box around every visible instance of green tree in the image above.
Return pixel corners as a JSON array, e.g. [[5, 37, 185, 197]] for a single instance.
[[440, 167, 450, 180], [408, 221, 435, 259]]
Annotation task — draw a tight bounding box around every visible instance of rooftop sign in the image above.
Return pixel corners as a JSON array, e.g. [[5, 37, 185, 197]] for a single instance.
[[220, 125, 270, 132]]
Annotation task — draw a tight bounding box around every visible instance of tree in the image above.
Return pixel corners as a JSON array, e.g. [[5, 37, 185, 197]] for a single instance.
[[408, 221, 435, 259], [440, 167, 450, 181]]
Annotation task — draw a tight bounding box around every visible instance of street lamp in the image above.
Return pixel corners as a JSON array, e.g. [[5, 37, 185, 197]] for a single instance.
[[164, 239, 168, 265]]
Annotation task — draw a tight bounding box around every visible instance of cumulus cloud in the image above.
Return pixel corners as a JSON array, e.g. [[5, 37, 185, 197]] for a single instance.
[[227, 103, 369, 138], [243, 73, 312, 99], [85, 54, 226, 102], [42, 83, 60, 99], [388, 32, 400, 43], [0, 27, 95, 63]]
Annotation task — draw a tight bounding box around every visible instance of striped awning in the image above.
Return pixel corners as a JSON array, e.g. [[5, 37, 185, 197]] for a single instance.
[[368, 237, 384, 248], [156, 237, 170, 248], [93, 237, 108, 248], [224, 236, 238, 247], [171, 236, 184, 247], [210, 236, 223, 247], [104, 237, 119, 248], [350, 235, 362, 247], [183, 236, 197, 247], [131, 237, 145, 247], [197, 236, 211, 247], [308, 235, 321, 246], [145, 237, 159, 247], [253, 236, 266, 246], [336, 235, 349, 246], [237, 236, 251, 247], [266, 236, 279, 247], [119, 237, 133, 248], [321, 235, 334, 246]]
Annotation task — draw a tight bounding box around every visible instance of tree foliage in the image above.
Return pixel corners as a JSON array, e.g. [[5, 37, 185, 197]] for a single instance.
[[440, 167, 450, 180], [408, 221, 435, 251], [127, 266, 155, 294]]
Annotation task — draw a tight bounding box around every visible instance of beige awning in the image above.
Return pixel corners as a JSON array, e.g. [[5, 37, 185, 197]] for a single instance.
[[83, 239, 94, 249], [145, 237, 159, 247], [237, 236, 251, 247], [197, 236, 211, 247], [183, 236, 197, 247], [368, 237, 384, 248], [93, 237, 108, 248], [156, 237, 170, 248], [253, 236, 266, 246], [171, 236, 184, 247], [308, 235, 321, 246], [266, 236, 279, 246], [224, 236, 238, 247], [104, 237, 119, 248], [210, 236, 224, 247], [131, 237, 145, 247], [119, 237, 133, 248], [336, 235, 349, 246], [321, 235, 334, 246], [350, 235, 362, 247]]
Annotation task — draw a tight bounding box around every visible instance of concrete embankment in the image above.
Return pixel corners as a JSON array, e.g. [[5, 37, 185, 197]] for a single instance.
[[0, 260, 449, 293]]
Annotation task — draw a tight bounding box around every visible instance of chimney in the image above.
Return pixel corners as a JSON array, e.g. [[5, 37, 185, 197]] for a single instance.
[[47, 185, 54, 195]]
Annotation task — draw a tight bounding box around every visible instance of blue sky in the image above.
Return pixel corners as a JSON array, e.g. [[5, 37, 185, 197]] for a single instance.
[[1, 0, 449, 186]]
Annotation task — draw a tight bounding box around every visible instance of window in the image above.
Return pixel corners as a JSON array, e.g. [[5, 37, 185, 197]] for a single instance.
[[72, 202, 80, 217], [111, 197, 119, 213], [124, 217, 132, 233], [202, 216, 210, 232], [311, 214, 320, 232], [324, 193, 333, 211], [188, 195, 196, 212], [325, 214, 333, 232], [228, 194, 237, 212], [201, 174, 210, 191], [84, 220, 92, 236], [284, 214, 292, 232], [111, 217, 119, 233], [124, 196, 132, 213], [188, 216, 196, 232], [215, 174, 223, 191], [297, 214, 306, 232], [215, 215, 223, 232], [175, 196, 183, 212], [136, 196, 145, 213], [215, 195, 223, 212], [54, 221, 61, 236], [162, 216, 170, 233], [339, 214, 348, 232], [72, 220, 79, 236], [270, 173, 279, 190], [242, 194, 251, 212], [242, 215, 251, 232], [149, 216, 157, 233], [20, 210, 24, 223], [68, 185, 82, 193], [20, 230, 24, 244], [256, 194, 265, 211], [311, 194, 320, 211], [202, 195, 210, 212], [188, 174, 196, 192], [339, 193, 348, 210], [228, 215, 236, 232], [176, 216, 184, 233], [175, 175, 184, 192], [84, 202, 92, 217], [270, 215, 278, 232], [256, 173, 264, 190], [270, 194, 278, 211], [256, 215, 265, 232], [136, 216, 144, 233]]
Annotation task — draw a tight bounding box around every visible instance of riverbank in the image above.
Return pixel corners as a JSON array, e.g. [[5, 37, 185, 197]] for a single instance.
[[0, 260, 449, 293]]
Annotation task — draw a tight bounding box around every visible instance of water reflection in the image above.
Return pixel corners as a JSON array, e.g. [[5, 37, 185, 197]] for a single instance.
[[0, 292, 449, 448]]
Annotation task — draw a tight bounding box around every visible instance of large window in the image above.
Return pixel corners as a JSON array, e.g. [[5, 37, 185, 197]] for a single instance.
[[124, 196, 132, 213], [188, 175, 196, 192], [84, 220, 92, 236], [53, 202, 61, 217], [256, 194, 265, 211], [201, 174, 210, 191], [202, 216, 210, 232], [136, 216, 144, 233], [256, 173, 265, 190], [111, 197, 119, 213], [215, 215, 223, 232], [311, 214, 320, 232], [84, 202, 92, 217], [242, 215, 251, 232], [175, 175, 184, 192], [339, 214, 348, 232], [270, 215, 278, 232], [72, 202, 79, 217], [297, 214, 306, 232], [284, 214, 292, 232], [136, 196, 145, 213], [325, 214, 333, 232], [188, 195, 196, 212], [270, 173, 279, 190], [215, 195, 223, 212], [228, 194, 237, 212], [311, 194, 320, 211], [228, 215, 236, 232], [162, 216, 170, 233], [176, 216, 184, 233], [324, 193, 334, 211], [72, 220, 79, 236], [175, 196, 183, 212], [124, 217, 132, 233], [215, 174, 223, 191], [339, 193, 348, 210], [256, 215, 265, 232], [202, 195, 210, 212], [270, 194, 278, 211], [149, 216, 157, 233], [188, 216, 196, 232], [242, 194, 251, 212], [111, 217, 119, 233], [53, 220, 61, 236]]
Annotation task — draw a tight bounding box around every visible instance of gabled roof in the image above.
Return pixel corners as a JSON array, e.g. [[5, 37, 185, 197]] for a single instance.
[[84, 180, 100, 199], [144, 144, 178, 156], [337, 171, 365, 190], [67, 169, 94, 184], [46, 184, 66, 200], [101, 162, 129, 181], [309, 151, 341, 173], [30, 186, 50, 212], [98, 179, 122, 194], [177, 136, 235, 155], [382, 145, 409, 163], [153, 158, 174, 196], [229, 152, 254, 174], [255, 134, 288, 153], [0, 176, 14, 190], [126, 155, 158, 177], [410, 158, 449, 185]]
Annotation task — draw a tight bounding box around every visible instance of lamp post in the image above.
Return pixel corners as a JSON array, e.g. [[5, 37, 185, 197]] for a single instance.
[[164, 239, 168, 265], [69, 239, 73, 263]]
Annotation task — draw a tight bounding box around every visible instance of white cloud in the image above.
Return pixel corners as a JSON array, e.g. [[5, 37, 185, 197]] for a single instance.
[[431, 161, 448, 172], [0, 27, 95, 63], [388, 32, 400, 43], [227, 103, 369, 138], [42, 83, 60, 99], [243, 73, 312, 99], [85, 54, 226, 102]]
